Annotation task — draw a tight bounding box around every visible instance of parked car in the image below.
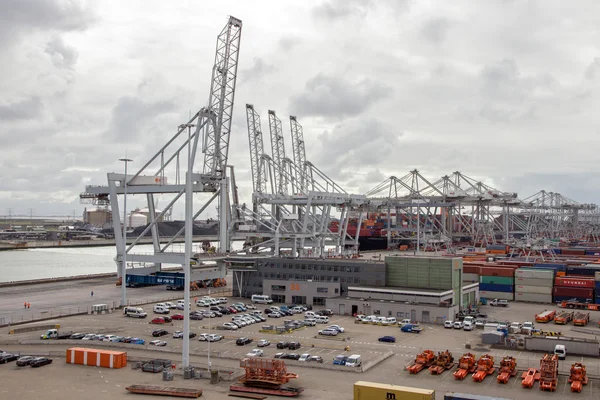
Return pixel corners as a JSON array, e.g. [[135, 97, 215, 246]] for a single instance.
[[463, 322, 474, 331], [222, 322, 239, 330], [16, 356, 35, 366], [149, 340, 167, 347], [171, 314, 184, 320], [333, 355, 348, 365], [328, 325, 345, 333], [236, 337, 253, 346], [150, 317, 167, 324], [190, 313, 204, 320], [298, 353, 311, 362], [444, 320, 454, 329], [303, 319, 316, 327], [198, 333, 210, 342], [246, 349, 264, 357], [475, 319, 486, 329], [207, 334, 222, 342], [378, 336, 396, 343], [152, 329, 169, 337], [281, 353, 300, 360], [268, 312, 282, 318], [172, 331, 196, 339], [276, 341, 289, 349], [257, 339, 271, 347], [309, 355, 323, 363], [164, 302, 177, 309], [0, 353, 19, 364], [318, 329, 338, 336], [453, 321, 464, 329], [30, 357, 53, 368], [288, 342, 301, 350]]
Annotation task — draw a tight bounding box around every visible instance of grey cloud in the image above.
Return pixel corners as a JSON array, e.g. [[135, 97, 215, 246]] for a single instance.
[[290, 74, 392, 118], [240, 57, 276, 84], [312, 0, 375, 20], [0, 97, 43, 121], [421, 18, 451, 44], [107, 96, 178, 143], [278, 36, 301, 52], [584, 57, 600, 80], [45, 36, 78, 67]]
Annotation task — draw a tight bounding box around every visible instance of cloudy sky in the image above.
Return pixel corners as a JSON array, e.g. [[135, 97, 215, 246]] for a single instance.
[[2, 0, 600, 219]]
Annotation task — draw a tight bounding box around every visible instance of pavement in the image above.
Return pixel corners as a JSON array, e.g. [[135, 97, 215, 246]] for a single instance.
[[2, 278, 600, 399]]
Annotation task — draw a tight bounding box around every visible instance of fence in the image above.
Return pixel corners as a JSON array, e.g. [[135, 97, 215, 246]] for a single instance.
[[0, 287, 233, 328]]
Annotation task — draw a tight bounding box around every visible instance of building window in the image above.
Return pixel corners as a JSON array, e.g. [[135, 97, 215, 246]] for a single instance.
[[316, 287, 328, 293], [340, 277, 346, 283], [313, 297, 326, 306], [397, 312, 404, 318], [258, 272, 263, 278], [283, 274, 288, 279], [354, 277, 360, 283], [291, 295, 307, 305], [333, 277, 339, 282], [334, 266, 338, 272], [334, 288, 339, 294], [327, 276, 333, 282], [321, 266, 326, 271], [354, 267, 361, 273], [347, 266, 352, 272], [271, 294, 286, 303], [301, 275, 306, 280], [327, 266, 332, 271], [271, 285, 286, 292], [307, 275, 313, 280], [374, 310, 380, 315], [308, 265, 312, 270], [301, 265, 306, 270]]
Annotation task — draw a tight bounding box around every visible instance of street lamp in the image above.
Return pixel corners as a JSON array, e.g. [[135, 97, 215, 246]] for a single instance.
[[208, 288, 212, 371], [120, 157, 132, 307]]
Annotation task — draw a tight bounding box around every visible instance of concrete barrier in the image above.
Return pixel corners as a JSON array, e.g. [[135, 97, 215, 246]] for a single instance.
[[9, 324, 59, 335]]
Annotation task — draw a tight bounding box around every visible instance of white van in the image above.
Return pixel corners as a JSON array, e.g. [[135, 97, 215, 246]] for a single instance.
[[251, 295, 273, 304], [124, 307, 147, 318], [554, 344, 566, 360], [315, 315, 329, 324], [345, 354, 362, 367], [304, 311, 316, 319], [383, 317, 397, 325]]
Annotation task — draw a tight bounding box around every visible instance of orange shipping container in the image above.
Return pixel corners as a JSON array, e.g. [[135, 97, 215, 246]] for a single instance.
[[66, 347, 127, 369]]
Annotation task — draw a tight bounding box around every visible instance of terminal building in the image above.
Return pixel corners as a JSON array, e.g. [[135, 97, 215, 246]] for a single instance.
[[227, 254, 479, 323]]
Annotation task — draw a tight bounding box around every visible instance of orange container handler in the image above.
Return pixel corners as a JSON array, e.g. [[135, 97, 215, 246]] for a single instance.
[[66, 347, 127, 369]]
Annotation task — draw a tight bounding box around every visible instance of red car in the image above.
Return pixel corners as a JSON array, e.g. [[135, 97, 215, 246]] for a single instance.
[[171, 314, 184, 320], [150, 317, 166, 324]]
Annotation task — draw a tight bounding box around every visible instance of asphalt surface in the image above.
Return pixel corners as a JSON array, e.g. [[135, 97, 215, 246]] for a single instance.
[[2, 279, 600, 399]]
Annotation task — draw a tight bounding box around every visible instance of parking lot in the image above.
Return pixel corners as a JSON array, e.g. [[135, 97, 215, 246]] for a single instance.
[[2, 292, 600, 399]]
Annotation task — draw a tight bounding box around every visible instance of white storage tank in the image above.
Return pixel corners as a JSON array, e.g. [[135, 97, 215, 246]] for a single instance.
[[126, 213, 147, 227]]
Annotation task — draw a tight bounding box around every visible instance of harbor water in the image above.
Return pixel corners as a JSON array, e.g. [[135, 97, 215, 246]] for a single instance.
[[0, 242, 226, 283]]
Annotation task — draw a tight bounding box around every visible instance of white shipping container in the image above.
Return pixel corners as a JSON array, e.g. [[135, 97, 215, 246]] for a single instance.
[[514, 277, 553, 287], [515, 292, 553, 304], [463, 273, 479, 282], [480, 290, 514, 301], [595, 271, 600, 281], [515, 269, 554, 280], [515, 285, 552, 295]]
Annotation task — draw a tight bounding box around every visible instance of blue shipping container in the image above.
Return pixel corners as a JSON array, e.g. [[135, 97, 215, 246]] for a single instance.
[[551, 248, 562, 255], [479, 283, 514, 292], [566, 266, 600, 276], [553, 296, 592, 303], [585, 250, 600, 255], [533, 264, 567, 271], [596, 297, 600, 305], [444, 392, 512, 400]]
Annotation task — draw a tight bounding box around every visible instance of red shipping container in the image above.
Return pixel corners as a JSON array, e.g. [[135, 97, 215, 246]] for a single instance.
[[554, 277, 595, 288], [479, 267, 515, 277], [463, 266, 480, 274], [552, 287, 594, 298]]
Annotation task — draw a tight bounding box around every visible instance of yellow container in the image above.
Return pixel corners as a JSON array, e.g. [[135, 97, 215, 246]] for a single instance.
[[354, 381, 434, 400]]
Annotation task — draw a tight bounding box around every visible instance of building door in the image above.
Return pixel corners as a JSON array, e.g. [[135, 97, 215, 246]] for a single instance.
[[411, 309, 417, 322], [351, 305, 358, 316], [339, 304, 346, 315], [421, 311, 430, 323]]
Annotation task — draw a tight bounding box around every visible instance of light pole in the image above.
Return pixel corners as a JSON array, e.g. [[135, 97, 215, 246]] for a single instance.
[[120, 157, 132, 307], [208, 288, 211, 371]]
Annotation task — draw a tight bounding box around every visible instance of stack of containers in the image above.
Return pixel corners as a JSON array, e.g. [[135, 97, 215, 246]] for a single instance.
[[566, 264, 600, 277], [533, 263, 567, 277], [478, 266, 514, 301], [596, 272, 600, 304], [553, 276, 595, 303], [514, 268, 554, 303], [462, 264, 481, 284]]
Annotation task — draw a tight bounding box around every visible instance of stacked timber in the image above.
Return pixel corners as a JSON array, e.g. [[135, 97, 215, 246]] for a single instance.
[[478, 266, 514, 301], [514, 268, 554, 304], [553, 276, 595, 304]]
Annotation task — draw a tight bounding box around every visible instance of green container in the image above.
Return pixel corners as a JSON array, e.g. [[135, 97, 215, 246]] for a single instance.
[[480, 275, 513, 285]]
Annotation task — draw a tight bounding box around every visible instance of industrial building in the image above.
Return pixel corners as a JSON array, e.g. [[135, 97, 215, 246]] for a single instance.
[[83, 207, 112, 227], [228, 254, 478, 322]]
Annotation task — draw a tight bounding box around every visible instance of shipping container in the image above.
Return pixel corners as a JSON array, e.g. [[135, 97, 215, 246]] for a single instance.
[[585, 250, 600, 256], [515, 269, 554, 280], [480, 276, 513, 285], [463, 273, 479, 283], [553, 287, 594, 298], [66, 347, 127, 369], [515, 292, 553, 303], [479, 283, 513, 293], [463, 266, 481, 275], [561, 249, 586, 256], [553, 296, 590, 303], [479, 290, 514, 301], [479, 267, 514, 278], [554, 277, 595, 288], [444, 392, 512, 400], [567, 265, 600, 277], [515, 285, 552, 295], [595, 271, 600, 281], [354, 381, 434, 400], [514, 277, 553, 286], [532, 264, 567, 271], [596, 297, 600, 305]]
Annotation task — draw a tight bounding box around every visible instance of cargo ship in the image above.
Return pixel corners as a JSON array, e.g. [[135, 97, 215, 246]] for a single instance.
[[329, 217, 392, 251]]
